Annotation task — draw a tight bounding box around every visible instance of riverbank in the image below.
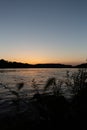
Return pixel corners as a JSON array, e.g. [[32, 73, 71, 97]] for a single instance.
[[0, 88, 87, 130]]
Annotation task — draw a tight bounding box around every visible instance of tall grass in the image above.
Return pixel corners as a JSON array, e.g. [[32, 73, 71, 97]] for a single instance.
[[43, 68, 87, 98], [44, 77, 62, 96]]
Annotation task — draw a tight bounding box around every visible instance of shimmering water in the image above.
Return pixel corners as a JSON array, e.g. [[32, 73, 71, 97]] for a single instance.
[[0, 68, 77, 100]]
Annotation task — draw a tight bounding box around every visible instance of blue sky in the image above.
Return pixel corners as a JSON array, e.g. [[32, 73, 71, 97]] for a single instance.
[[0, 0, 87, 65]]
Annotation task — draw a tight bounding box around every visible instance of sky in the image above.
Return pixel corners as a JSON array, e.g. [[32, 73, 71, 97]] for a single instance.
[[0, 0, 87, 65]]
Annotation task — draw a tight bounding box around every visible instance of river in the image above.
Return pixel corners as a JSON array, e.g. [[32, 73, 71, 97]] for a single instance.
[[0, 68, 78, 100]]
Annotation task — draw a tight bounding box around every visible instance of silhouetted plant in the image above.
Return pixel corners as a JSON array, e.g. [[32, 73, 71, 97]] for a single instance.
[[1, 82, 25, 113], [17, 82, 24, 91], [43, 67, 87, 98], [64, 68, 87, 96], [72, 69, 85, 93], [31, 78, 43, 102], [3, 82, 24, 98], [44, 77, 62, 96], [64, 71, 73, 87], [31, 79, 39, 94], [44, 78, 56, 90]]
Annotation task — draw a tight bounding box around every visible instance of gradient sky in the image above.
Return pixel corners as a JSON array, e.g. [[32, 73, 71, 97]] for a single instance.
[[0, 0, 87, 65]]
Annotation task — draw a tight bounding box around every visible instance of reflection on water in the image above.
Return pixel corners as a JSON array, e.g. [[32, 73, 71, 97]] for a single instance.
[[0, 68, 77, 99]]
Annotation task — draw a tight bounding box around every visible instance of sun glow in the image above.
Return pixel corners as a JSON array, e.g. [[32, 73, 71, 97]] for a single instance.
[[5, 56, 83, 66]]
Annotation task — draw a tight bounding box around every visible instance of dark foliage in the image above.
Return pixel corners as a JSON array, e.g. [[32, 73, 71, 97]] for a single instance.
[[0, 59, 72, 68]]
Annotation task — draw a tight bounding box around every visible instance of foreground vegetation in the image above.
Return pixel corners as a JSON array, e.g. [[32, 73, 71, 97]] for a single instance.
[[0, 68, 87, 130]]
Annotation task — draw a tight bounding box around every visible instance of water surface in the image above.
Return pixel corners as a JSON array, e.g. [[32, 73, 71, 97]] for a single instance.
[[0, 68, 77, 100]]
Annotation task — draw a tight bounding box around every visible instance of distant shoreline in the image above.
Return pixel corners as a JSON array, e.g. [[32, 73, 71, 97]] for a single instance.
[[0, 59, 87, 68]]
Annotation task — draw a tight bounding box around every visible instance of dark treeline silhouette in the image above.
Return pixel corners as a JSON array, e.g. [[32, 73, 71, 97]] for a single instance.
[[0, 59, 32, 68], [0, 59, 72, 68], [0, 59, 74, 68], [33, 63, 72, 68], [0, 59, 87, 68], [75, 63, 87, 68]]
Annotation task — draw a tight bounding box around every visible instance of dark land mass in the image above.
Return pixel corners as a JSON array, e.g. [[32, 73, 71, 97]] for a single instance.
[[75, 63, 87, 68], [0, 59, 87, 68], [0, 59, 72, 68]]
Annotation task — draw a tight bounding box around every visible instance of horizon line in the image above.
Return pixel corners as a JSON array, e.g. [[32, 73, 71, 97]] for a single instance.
[[0, 59, 86, 66]]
